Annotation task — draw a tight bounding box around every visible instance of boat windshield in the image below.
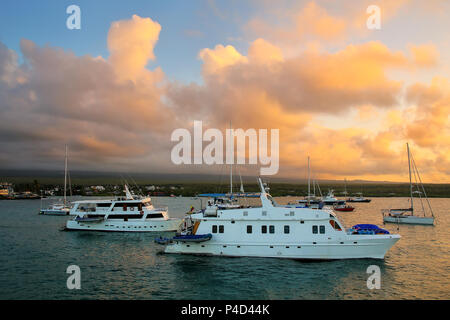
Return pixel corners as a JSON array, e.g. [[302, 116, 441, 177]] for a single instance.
[[142, 201, 152, 208]]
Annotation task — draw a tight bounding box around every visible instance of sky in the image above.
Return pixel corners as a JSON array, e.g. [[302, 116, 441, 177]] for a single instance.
[[0, 0, 449, 182]]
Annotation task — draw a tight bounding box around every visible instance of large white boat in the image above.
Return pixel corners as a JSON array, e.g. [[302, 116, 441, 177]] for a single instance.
[[382, 143, 435, 225], [40, 145, 73, 215], [65, 185, 182, 232], [163, 178, 400, 260]]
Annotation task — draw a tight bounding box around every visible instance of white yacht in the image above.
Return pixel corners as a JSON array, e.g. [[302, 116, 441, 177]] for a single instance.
[[162, 178, 400, 260], [321, 189, 344, 206], [347, 193, 371, 203], [65, 185, 182, 232]]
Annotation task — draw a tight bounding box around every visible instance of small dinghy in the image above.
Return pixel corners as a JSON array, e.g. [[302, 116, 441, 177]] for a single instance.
[[333, 204, 354, 212], [74, 216, 104, 223], [172, 233, 212, 242]]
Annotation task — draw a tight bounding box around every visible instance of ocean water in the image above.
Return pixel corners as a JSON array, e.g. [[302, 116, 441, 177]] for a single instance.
[[0, 196, 448, 300]]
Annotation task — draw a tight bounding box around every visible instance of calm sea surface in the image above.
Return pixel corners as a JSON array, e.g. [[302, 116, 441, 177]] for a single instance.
[[0, 196, 448, 299]]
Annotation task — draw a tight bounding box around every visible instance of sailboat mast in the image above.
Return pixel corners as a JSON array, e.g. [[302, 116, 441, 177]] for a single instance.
[[307, 156, 310, 205], [230, 163, 233, 195], [230, 121, 233, 195], [239, 167, 244, 193], [407, 143, 413, 213], [64, 144, 68, 206]]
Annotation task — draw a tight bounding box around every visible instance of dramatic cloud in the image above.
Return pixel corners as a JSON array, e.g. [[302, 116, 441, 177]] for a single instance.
[[167, 35, 448, 181], [0, 5, 449, 182], [171, 39, 423, 118], [0, 15, 177, 171]]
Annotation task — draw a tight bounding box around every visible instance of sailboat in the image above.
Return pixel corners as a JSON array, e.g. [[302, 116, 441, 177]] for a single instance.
[[382, 143, 435, 225], [289, 157, 324, 208], [39, 145, 73, 215], [198, 123, 259, 205], [334, 179, 355, 212]]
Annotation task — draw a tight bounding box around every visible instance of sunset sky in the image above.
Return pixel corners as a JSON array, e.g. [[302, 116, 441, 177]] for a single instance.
[[0, 0, 449, 182]]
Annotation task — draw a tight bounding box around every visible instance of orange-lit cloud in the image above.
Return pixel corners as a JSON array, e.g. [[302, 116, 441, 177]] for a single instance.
[[408, 44, 439, 67], [199, 44, 248, 76], [246, 1, 347, 45], [107, 14, 162, 83], [0, 8, 449, 182], [0, 15, 177, 171]]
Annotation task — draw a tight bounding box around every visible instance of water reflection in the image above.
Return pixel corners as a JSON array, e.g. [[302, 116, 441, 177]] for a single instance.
[[0, 196, 448, 299]]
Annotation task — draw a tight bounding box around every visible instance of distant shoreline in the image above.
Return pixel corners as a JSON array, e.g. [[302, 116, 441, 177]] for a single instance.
[[2, 182, 447, 198]]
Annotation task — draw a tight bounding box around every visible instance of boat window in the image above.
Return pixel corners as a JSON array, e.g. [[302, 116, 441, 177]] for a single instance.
[[114, 202, 141, 208], [312, 225, 318, 234], [78, 204, 96, 212], [143, 201, 152, 208], [320, 225, 325, 234], [269, 225, 275, 234], [212, 225, 217, 233], [284, 225, 290, 234], [247, 225, 252, 234], [86, 214, 105, 218], [261, 225, 267, 234], [96, 203, 112, 208], [107, 214, 141, 219], [329, 220, 342, 231], [147, 213, 164, 218], [219, 225, 224, 233]]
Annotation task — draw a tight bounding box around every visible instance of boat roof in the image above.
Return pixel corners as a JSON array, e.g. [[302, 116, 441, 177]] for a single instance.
[[72, 197, 151, 204]]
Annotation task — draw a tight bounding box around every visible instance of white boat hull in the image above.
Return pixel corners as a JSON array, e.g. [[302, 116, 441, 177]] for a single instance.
[[39, 209, 71, 216], [66, 218, 182, 232], [383, 215, 434, 225], [165, 235, 400, 260]]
